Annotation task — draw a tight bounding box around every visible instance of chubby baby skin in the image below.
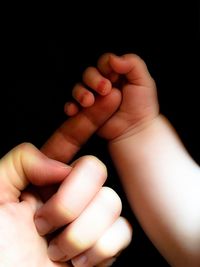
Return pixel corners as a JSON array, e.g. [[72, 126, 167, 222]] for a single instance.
[[65, 53, 200, 267]]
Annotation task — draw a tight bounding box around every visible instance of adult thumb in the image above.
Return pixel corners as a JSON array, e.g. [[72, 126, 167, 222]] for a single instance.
[[0, 143, 71, 204]]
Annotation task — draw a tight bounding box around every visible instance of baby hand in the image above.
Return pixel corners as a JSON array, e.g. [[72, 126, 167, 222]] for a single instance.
[[65, 53, 159, 141]]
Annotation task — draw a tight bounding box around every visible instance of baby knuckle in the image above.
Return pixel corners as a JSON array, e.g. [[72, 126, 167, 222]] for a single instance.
[[82, 66, 95, 80]]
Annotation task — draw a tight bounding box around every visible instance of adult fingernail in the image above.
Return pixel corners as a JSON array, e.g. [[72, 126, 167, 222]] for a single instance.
[[48, 244, 66, 261], [34, 217, 51, 235], [71, 254, 88, 266], [46, 157, 72, 170]]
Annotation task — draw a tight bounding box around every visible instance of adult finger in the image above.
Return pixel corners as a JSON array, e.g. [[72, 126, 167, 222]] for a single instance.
[[47, 187, 122, 262], [20, 190, 43, 213], [34, 156, 107, 235], [0, 143, 71, 203], [41, 88, 121, 163], [71, 216, 132, 267]]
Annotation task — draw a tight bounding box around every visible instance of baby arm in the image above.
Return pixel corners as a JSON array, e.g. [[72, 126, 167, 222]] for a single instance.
[[66, 53, 200, 267]]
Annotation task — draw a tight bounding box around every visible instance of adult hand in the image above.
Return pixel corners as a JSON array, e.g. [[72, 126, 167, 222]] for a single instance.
[[0, 143, 70, 267], [0, 143, 131, 267]]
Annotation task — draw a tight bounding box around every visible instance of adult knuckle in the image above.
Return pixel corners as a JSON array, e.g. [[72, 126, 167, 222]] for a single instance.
[[16, 142, 35, 153], [55, 194, 77, 223], [79, 155, 107, 176], [97, 240, 118, 258], [100, 187, 122, 215]]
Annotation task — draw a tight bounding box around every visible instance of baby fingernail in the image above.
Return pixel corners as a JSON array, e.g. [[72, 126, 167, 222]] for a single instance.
[[48, 244, 65, 261], [97, 80, 112, 96], [71, 254, 88, 266], [34, 217, 51, 235]]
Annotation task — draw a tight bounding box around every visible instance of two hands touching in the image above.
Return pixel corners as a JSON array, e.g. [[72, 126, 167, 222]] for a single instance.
[[1, 53, 145, 267], [0, 144, 130, 267], [1, 53, 199, 267]]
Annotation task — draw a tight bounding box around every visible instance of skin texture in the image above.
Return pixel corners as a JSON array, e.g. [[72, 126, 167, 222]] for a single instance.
[[0, 143, 132, 267], [41, 88, 121, 163], [0, 66, 133, 267], [0, 143, 71, 267], [2, 51, 199, 266], [65, 53, 200, 266]]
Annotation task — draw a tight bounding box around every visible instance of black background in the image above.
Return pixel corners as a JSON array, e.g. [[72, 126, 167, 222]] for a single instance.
[[1, 2, 199, 266]]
